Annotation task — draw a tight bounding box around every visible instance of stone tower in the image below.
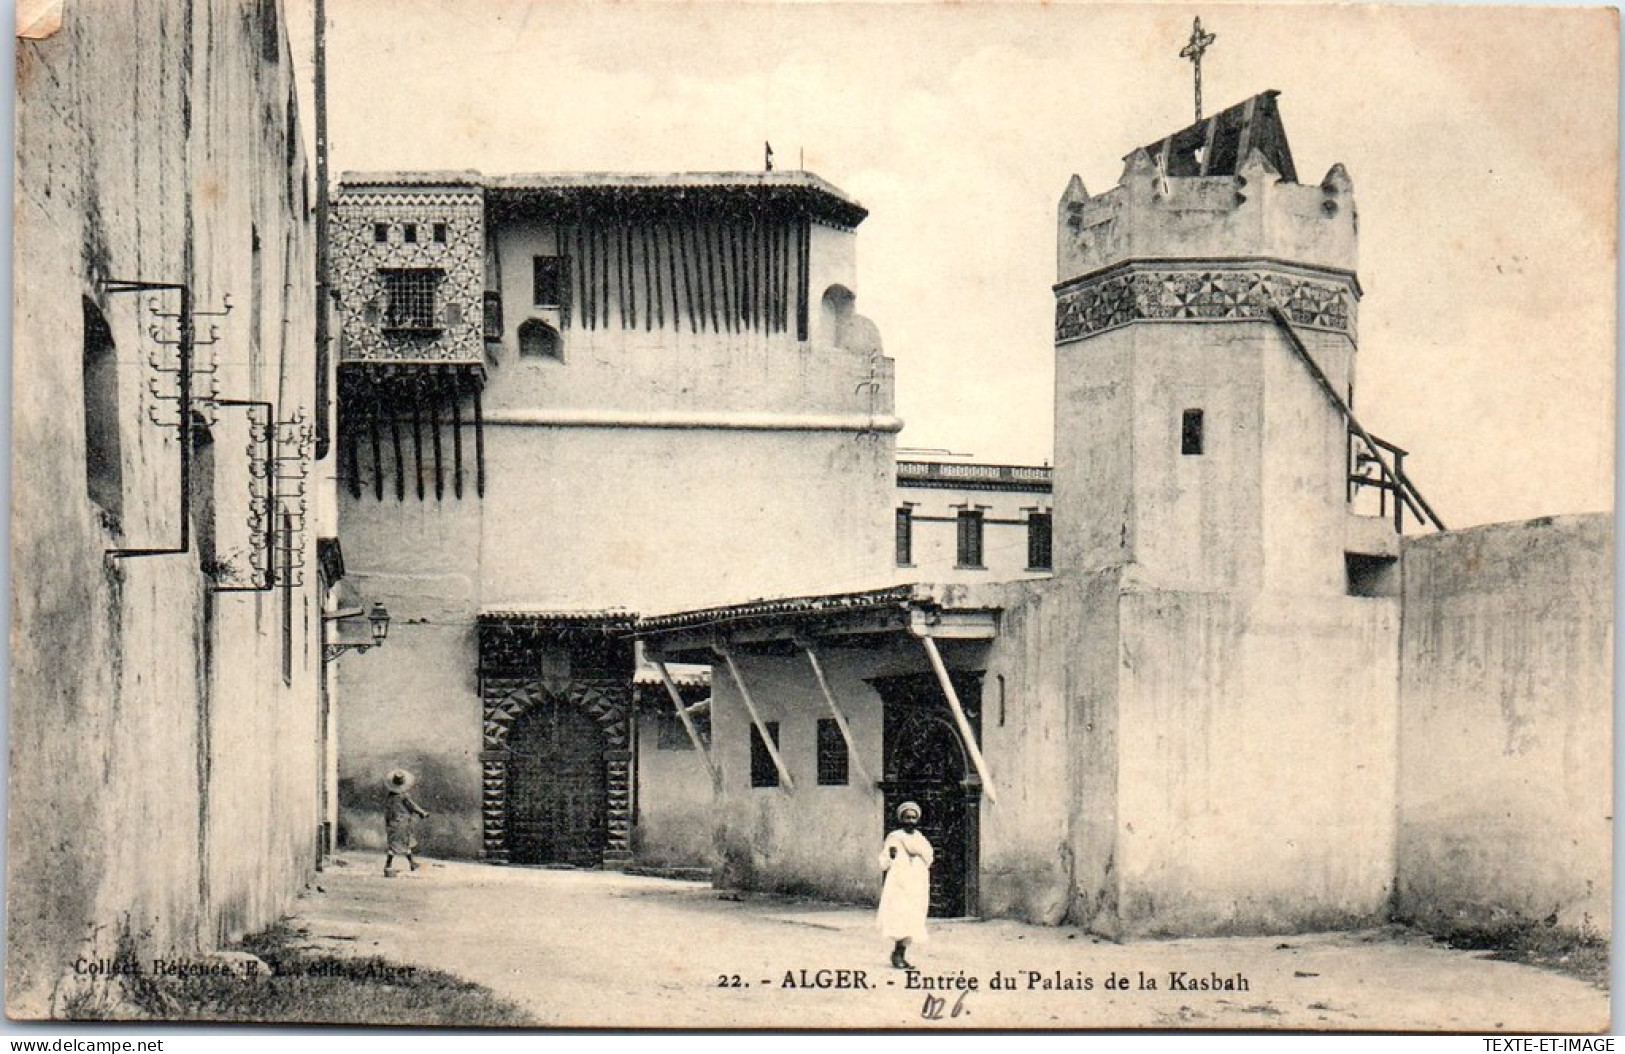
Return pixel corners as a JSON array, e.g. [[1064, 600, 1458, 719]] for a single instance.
[[1054, 90, 1362, 594], [1051, 92, 1401, 937]]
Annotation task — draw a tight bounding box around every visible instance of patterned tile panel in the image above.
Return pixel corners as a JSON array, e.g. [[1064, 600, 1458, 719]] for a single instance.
[[1055, 263, 1356, 343], [333, 190, 486, 364]]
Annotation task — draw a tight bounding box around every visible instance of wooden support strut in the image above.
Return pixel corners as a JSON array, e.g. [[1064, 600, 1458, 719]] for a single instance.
[[918, 634, 998, 804], [652, 659, 718, 785], [715, 643, 794, 792], [795, 638, 877, 793]]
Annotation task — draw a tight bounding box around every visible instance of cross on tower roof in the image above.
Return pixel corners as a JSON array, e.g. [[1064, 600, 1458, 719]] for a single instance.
[[1180, 17, 1218, 123]]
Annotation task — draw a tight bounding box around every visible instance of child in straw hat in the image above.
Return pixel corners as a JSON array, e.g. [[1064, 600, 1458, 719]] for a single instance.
[[383, 768, 430, 877]]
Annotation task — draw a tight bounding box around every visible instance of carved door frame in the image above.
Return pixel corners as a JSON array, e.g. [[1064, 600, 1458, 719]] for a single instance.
[[480, 676, 632, 865], [873, 671, 983, 918]]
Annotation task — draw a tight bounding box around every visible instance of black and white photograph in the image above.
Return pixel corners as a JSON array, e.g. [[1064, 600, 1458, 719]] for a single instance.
[[7, 0, 1616, 1033]]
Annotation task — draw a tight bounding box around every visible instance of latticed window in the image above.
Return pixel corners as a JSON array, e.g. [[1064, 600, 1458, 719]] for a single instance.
[[381, 268, 441, 331], [750, 721, 780, 788], [817, 718, 848, 785], [1027, 511, 1053, 570]]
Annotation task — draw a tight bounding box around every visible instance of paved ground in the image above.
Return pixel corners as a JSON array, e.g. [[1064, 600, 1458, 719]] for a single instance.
[[286, 853, 1610, 1031]]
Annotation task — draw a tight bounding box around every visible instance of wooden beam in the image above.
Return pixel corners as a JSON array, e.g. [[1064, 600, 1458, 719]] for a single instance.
[[918, 634, 997, 804], [652, 659, 718, 785], [796, 638, 877, 792], [907, 609, 999, 640], [715, 643, 794, 792]]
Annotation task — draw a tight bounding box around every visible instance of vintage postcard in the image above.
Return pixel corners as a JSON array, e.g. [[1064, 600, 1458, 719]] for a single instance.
[[8, 0, 1615, 1034]]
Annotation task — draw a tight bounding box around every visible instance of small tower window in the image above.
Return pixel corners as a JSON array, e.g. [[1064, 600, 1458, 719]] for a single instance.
[[894, 507, 914, 566], [432, 223, 448, 244], [518, 319, 563, 360], [402, 223, 418, 244], [1181, 408, 1205, 456], [372, 223, 388, 243]]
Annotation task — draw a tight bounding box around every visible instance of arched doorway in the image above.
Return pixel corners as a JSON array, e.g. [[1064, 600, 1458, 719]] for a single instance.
[[876, 672, 983, 918], [506, 698, 608, 866]]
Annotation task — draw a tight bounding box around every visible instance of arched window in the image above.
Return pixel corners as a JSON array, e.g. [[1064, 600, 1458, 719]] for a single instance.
[[82, 298, 123, 522], [518, 318, 563, 361]]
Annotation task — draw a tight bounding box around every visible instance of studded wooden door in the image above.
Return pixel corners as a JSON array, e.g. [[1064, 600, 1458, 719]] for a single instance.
[[878, 672, 983, 918], [506, 700, 607, 866]]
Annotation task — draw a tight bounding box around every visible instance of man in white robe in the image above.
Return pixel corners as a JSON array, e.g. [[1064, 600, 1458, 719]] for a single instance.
[[877, 801, 933, 969]]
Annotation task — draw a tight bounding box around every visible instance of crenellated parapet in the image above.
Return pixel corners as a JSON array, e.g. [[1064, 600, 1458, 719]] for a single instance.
[[1057, 93, 1359, 321]]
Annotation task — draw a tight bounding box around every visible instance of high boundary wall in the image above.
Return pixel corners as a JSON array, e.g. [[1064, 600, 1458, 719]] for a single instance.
[[10, 0, 322, 1018], [1395, 514, 1613, 940]]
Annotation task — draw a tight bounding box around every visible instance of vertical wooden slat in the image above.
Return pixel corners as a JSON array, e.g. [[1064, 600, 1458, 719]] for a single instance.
[[701, 219, 721, 333], [560, 226, 573, 330], [473, 385, 486, 498], [756, 218, 767, 331], [600, 222, 611, 330], [411, 398, 425, 500], [737, 220, 750, 331], [619, 221, 633, 330], [642, 223, 656, 331], [677, 219, 697, 333], [344, 406, 362, 499], [578, 221, 593, 331], [430, 381, 444, 500], [650, 224, 665, 331], [687, 218, 704, 332], [767, 220, 778, 332], [783, 219, 793, 332], [369, 403, 384, 501], [741, 220, 752, 331], [389, 412, 405, 501], [779, 220, 791, 332], [796, 218, 811, 341], [720, 222, 738, 333], [451, 374, 465, 499], [664, 223, 682, 332]]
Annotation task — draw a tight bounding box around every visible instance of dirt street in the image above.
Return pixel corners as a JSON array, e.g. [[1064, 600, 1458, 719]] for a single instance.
[[287, 854, 1609, 1031]]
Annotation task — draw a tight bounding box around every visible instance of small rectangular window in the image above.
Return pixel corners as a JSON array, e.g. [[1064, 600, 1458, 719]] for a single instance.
[[533, 256, 566, 308], [432, 222, 448, 244], [1027, 511, 1053, 570], [956, 509, 984, 568], [895, 507, 913, 566], [817, 719, 849, 786], [1182, 408, 1205, 456], [372, 223, 389, 243], [750, 721, 781, 788], [402, 223, 418, 244]]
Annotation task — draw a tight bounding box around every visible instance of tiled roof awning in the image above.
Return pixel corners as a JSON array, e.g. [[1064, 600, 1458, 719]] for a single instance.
[[480, 609, 639, 630], [634, 583, 1000, 661]]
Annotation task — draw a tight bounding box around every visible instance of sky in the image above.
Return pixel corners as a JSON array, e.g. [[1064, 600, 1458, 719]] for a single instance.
[[287, 1, 1618, 528]]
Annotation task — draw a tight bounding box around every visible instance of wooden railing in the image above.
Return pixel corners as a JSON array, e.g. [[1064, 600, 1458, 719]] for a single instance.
[[1267, 304, 1444, 534]]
